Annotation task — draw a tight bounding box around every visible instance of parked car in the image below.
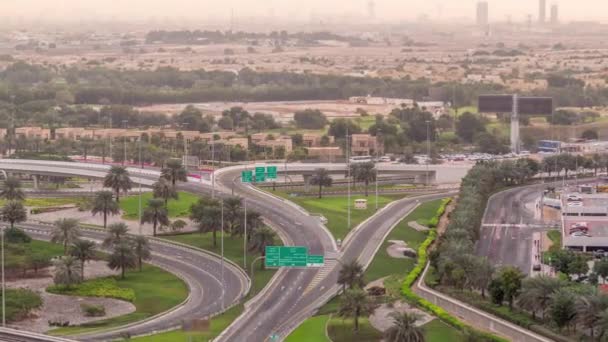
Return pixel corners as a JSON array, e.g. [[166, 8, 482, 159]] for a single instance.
[[571, 231, 591, 237], [567, 194, 583, 202], [567, 201, 583, 207]]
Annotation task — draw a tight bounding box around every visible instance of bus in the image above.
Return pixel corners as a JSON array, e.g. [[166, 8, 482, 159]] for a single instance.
[[349, 156, 373, 164]]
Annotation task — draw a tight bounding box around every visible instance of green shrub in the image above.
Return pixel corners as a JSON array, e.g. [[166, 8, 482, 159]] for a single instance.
[[81, 303, 106, 317], [4, 227, 32, 243], [47, 277, 136, 302], [3, 288, 43, 322]]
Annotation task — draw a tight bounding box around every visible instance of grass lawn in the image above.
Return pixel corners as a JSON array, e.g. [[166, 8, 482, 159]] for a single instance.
[[285, 314, 331, 342], [422, 319, 465, 342], [327, 316, 382, 342], [0, 197, 85, 208], [270, 191, 407, 240], [129, 304, 244, 342], [120, 192, 199, 220], [163, 232, 278, 295], [49, 264, 188, 336], [355, 116, 377, 130], [365, 199, 444, 283]]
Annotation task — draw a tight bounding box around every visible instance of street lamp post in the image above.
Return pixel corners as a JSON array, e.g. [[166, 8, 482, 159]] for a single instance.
[[426, 120, 431, 186], [243, 200, 247, 270], [220, 199, 225, 310], [1, 225, 5, 326], [122, 120, 128, 166], [211, 141, 216, 199], [375, 129, 381, 210], [346, 127, 351, 230], [138, 137, 143, 235]]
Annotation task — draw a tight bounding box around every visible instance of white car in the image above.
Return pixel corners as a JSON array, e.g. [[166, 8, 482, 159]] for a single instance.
[[566, 194, 583, 202], [571, 231, 591, 237], [379, 156, 391, 162], [567, 201, 583, 207]]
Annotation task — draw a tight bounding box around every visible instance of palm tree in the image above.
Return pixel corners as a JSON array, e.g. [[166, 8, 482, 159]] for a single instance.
[[352, 162, 376, 197], [51, 218, 81, 255], [103, 165, 132, 203], [161, 159, 188, 186], [223, 197, 242, 236], [338, 288, 376, 332], [338, 260, 365, 292], [70, 239, 96, 281], [576, 292, 608, 339], [131, 236, 151, 272], [91, 190, 120, 229], [103, 222, 129, 248], [1, 201, 27, 229], [384, 312, 425, 342], [472, 257, 494, 298], [190, 198, 222, 247], [309, 168, 333, 199], [153, 177, 178, 207], [0, 177, 25, 201], [517, 275, 564, 320], [248, 226, 276, 270], [53, 256, 82, 288], [108, 242, 137, 279], [141, 198, 169, 237]]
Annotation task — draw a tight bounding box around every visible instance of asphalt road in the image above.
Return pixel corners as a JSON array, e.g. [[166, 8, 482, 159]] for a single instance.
[[15, 222, 248, 341]]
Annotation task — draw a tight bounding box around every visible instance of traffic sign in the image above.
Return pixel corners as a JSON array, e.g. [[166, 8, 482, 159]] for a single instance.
[[267, 166, 278, 179], [265, 246, 308, 267], [241, 170, 253, 183], [255, 166, 266, 182], [307, 255, 325, 267]]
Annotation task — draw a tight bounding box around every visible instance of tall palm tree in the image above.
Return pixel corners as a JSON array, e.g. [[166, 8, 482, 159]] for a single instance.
[[108, 242, 137, 279], [70, 239, 96, 281], [576, 291, 608, 339], [153, 177, 178, 207], [352, 162, 376, 197], [338, 288, 376, 332], [1, 201, 27, 229], [103, 222, 129, 247], [190, 197, 222, 247], [53, 256, 82, 288], [248, 226, 276, 270], [471, 257, 494, 298], [91, 190, 120, 229], [161, 159, 188, 186], [223, 197, 242, 236], [309, 168, 333, 199], [141, 198, 169, 237], [51, 218, 81, 255], [103, 165, 132, 203], [131, 236, 151, 272], [384, 312, 425, 342], [338, 260, 365, 292], [0, 177, 25, 201], [517, 275, 564, 320]]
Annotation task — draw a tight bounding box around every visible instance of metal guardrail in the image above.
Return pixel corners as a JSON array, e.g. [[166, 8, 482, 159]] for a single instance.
[[0, 327, 76, 341]]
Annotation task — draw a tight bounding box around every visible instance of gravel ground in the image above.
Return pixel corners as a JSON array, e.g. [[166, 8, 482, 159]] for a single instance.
[[8, 260, 136, 333], [386, 240, 415, 259], [369, 301, 434, 332]]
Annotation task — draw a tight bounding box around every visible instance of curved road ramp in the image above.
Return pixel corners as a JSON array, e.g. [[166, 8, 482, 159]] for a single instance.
[[0, 327, 76, 342]]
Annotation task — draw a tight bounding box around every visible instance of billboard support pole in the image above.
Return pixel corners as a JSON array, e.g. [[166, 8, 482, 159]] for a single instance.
[[511, 94, 520, 154]]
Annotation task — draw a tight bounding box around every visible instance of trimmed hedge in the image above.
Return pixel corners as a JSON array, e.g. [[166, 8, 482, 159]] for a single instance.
[[400, 197, 508, 342], [47, 277, 136, 302]]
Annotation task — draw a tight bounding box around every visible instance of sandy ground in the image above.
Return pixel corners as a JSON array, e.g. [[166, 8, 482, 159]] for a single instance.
[[408, 221, 429, 232], [9, 260, 136, 333], [386, 240, 415, 259], [369, 301, 434, 332], [30, 208, 196, 236]]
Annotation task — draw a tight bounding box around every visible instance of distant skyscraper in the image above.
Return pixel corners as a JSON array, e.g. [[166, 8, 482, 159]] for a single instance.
[[368, 0, 375, 19], [539, 0, 546, 23], [550, 3, 559, 25], [476, 1, 488, 27]]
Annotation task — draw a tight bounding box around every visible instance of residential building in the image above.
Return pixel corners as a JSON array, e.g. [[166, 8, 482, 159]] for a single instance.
[[539, 0, 546, 24], [307, 147, 342, 162], [15, 127, 51, 140], [350, 134, 382, 156], [302, 133, 334, 147], [476, 1, 489, 28]]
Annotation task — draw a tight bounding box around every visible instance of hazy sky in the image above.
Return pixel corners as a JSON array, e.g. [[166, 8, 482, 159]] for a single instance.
[[2, 0, 607, 22]]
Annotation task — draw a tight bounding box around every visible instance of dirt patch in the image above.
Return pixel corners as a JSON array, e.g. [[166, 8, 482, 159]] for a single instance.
[[369, 301, 434, 332], [386, 240, 415, 259], [8, 260, 135, 333]]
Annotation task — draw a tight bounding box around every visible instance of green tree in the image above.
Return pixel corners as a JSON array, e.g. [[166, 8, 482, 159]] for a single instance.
[[91, 190, 120, 229], [471, 257, 494, 298], [498, 266, 524, 309], [103, 166, 132, 203], [103, 222, 129, 248], [489, 278, 505, 306], [190, 197, 222, 247], [384, 312, 425, 342], [108, 242, 137, 279], [223, 197, 243, 236], [161, 159, 187, 186], [328, 119, 361, 139], [576, 291, 608, 339], [153, 177, 178, 207], [594, 259, 608, 284], [53, 256, 82, 288], [309, 168, 333, 199], [131, 236, 151, 272], [549, 289, 577, 332], [351, 162, 376, 197], [142, 198, 169, 237], [293, 109, 328, 129], [51, 218, 81, 255], [338, 288, 376, 332], [456, 112, 486, 143], [338, 260, 366, 292], [0, 177, 25, 201], [0, 201, 27, 229], [248, 226, 276, 270], [517, 275, 565, 319], [70, 239, 96, 281]]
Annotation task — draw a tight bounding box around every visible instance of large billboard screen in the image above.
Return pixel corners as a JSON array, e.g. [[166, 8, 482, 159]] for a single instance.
[[478, 95, 513, 113], [518, 97, 553, 115]]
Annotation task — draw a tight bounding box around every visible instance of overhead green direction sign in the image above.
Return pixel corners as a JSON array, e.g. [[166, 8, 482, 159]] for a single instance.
[[241, 170, 253, 183], [267, 166, 278, 179], [265, 246, 325, 268], [255, 166, 266, 182], [307, 255, 325, 267]]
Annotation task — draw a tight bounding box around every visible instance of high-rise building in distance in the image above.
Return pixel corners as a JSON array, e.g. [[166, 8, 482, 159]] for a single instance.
[[550, 3, 559, 25], [368, 0, 375, 19], [539, 0, 546, 23], [476, 1, 488, 27]]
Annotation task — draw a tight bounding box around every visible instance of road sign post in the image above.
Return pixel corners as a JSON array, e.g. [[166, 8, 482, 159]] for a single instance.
[[265, 246, 324, 268]]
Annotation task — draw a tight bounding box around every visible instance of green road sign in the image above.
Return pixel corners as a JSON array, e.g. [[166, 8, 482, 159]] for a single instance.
[[307, 255, 325, 267], [255, 166, 266, 182], [265, 246, 308, 268], [267, 166, 278, 179], [241, 170, 253, 183]]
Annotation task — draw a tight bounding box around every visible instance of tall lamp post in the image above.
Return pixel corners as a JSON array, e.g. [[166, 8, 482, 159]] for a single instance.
[[1, 225, 5, 326], [122, 120, 128, 166], [425, 120, 431, 186], [138, 136, 143, 235], [375, 128, 381, 210]]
